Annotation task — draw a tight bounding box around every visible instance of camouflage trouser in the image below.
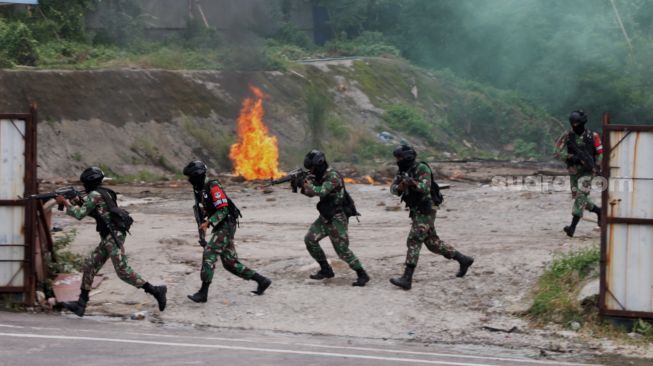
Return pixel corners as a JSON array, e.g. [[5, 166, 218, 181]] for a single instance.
[[200, 221, 256, 283], [81, 232, 146, 291], [304, 212, 363, 271], [405, 210, 456, 267], [570, 172, 596, 217]]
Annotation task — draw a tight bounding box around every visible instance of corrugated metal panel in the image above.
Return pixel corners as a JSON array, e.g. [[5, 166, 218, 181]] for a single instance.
[[0, 207, 25, 287], [603, 124, 653, 317], [0, 119, 25, 200], [0, 119, 26, 288], [607, 131, 653, 219]]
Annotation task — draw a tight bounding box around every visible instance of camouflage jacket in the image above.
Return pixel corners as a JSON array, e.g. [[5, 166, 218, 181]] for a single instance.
[[554, 129, 603, 172], [302, 168, 345, 206], [391, 162, 433, 213], [66, 189, 113, 234]]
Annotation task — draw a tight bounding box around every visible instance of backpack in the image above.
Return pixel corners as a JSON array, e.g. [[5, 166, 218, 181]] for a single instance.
[[427, 164, 444, 206], [96, 187, 134, 233], [342, 187, 361, 219], [413, 162, 443, 207]]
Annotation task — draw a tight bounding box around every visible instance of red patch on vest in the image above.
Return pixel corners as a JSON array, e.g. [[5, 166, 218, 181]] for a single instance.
[[210, 184, 229, 209]]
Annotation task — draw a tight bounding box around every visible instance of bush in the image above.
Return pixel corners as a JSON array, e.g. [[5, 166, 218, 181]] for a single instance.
[[324, 31, 399, 57], [263, 41, 309, 70], [383, 104, 435, 143], [0, 21, 39, 65], [46, 229, 83, 275], [273, 23, 313, 49], [513, 138, 537, 159], [177, 18, 221, 50]]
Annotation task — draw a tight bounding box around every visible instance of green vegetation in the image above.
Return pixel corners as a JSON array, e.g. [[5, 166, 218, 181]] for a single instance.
[[2, 1, 650, 160], [528, 245, 600, 324], [528, 245, 653, 344], [46, 229, 83, 275], [69, 151, 82, 162], [315, 0, 653, 126], [305, 84, 330, 148], [383, 104, 436, 144], [97, 163, 165, 183]]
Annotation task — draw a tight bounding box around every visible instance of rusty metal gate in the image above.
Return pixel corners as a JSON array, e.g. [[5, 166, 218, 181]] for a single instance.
[[600, 113, 653, 319], [0, 107, 37, 304]]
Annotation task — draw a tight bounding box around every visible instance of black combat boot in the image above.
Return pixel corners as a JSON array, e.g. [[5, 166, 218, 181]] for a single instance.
[[251, 273, 271, 295], [590, 206, 601, 227], [188, 282, 210, 303], [389, 265, 415, 290], [143, 282, 167, 311], [62, 289, 89, 317], [563, 215, 581, 237], [453, 251, 474, 278], [309, 260, 335, 280], [352, 268, 370, 287]]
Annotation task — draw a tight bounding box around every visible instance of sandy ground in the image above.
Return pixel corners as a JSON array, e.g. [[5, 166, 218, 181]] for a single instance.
[[50, 167, 652, 361]]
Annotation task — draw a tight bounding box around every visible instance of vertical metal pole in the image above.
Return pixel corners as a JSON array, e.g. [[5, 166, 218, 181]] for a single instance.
[[599, 112, 610, 316]]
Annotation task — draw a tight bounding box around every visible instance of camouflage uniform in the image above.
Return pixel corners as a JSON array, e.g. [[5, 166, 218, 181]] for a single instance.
[[555, 130, 603, 217], [302, 168, 363, 271], [66, 190, 146, 291], [391, 162, 456, 267], [200, 179, 257, 282]]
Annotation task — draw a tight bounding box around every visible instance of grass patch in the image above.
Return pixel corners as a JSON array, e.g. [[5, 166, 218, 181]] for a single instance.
[[528, 245, 600, 324], [97, 163, 166, 183], [523, 245, 653, 344]]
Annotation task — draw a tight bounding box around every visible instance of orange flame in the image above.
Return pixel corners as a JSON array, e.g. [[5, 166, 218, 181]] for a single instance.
[[344, 176, 376, 185], [229, 86, 284, 180]]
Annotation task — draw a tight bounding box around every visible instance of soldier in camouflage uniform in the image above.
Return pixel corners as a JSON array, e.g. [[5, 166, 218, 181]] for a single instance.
[[300, 150, 370, 286], [554, 110, 603, 237], [183, 161, 271, 303], [389, 145, 474, 290], [55, 167, 167, 317]]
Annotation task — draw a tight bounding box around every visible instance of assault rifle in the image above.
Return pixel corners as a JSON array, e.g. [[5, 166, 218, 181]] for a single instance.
[[191, 189, 208, 247], [27, 186, 84, 211], [566, 136, 597, 173], [268, 168, 308, 193]]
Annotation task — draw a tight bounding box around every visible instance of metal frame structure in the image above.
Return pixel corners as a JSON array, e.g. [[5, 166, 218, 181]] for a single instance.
[[0, 107, 37, 304], [599, 112, 653, 319]]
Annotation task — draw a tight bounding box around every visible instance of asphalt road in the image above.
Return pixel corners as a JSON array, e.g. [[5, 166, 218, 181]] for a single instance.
[[0, 312, 603, 366]]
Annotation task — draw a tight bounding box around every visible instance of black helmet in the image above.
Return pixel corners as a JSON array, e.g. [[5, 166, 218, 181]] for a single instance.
[[393, 144, 417, 161], [303, 150, 327, 170], [183, 160, 208, 178], [80, 166, 104, 184], [569, 110, 588, 125]]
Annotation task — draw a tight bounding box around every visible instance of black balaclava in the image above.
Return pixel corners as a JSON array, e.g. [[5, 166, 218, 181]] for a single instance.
[[304, 150, 328, 181], [569, 110, 587, 136], [183, 160, 208, 190], [393, 144, 417, 172]]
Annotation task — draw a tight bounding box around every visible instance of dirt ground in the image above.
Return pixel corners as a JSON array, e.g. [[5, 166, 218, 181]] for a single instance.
[[50, 163, 652, 361]]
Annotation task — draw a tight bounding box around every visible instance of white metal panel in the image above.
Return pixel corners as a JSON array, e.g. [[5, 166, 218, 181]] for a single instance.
[[608, 131, 653, 219], [0, 206, 25, 286], [0, 119, 26, 200], [605, 130, 653, 314], [0, 119, 26, 287]]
